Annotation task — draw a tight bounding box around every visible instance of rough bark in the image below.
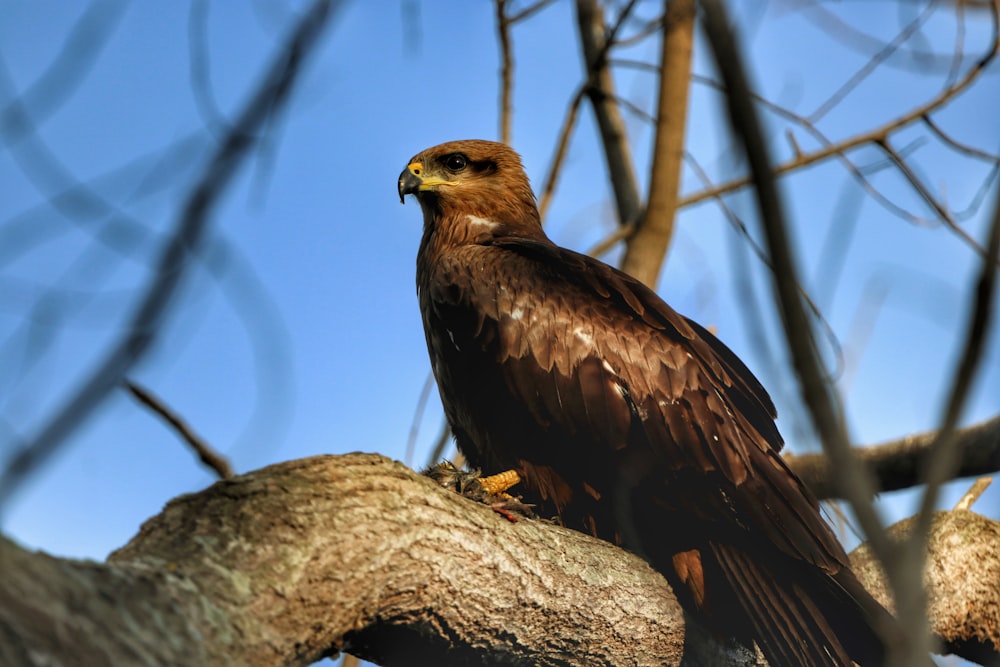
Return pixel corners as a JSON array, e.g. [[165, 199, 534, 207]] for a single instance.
[[1, 453, 997, 666]]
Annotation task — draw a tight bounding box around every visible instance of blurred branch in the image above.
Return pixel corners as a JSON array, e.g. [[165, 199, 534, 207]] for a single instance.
[[697, 0, 893, 608], [619, 0, 694, 288], [954, 477, 992, 511], [508, 0, 557, 25], [124, 380, 234, 480], [796, 0, 976, 74], [807, 0, 938, 123], [188, 0, 227, 132], [575, 0, 642, 229], [899, 146, 1000, 660], [678, 6, 999, 257], [0, 0, 128, 146], [0, 0, 339, 511], [787, 414, 1000, 500]]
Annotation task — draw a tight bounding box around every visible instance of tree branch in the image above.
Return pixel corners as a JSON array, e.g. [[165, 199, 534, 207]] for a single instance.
[[619, 0, 694, 288], [787, 414, 1000, 500], [124, 380, 234, 480], [495, 0, 514, 145], [574, 0, 643, 229], [2, 454, 997, 666]]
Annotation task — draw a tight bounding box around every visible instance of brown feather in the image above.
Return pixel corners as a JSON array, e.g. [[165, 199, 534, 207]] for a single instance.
[[402, 139, 896, 666]]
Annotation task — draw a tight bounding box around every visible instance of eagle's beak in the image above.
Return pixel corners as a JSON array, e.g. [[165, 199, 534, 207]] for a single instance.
[[398, 163, 423, 203]]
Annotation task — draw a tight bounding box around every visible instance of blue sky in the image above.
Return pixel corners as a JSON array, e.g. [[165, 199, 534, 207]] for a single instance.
[[1, 0, 997, 608]]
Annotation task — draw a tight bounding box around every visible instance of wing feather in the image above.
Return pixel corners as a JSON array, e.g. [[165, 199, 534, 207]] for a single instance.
[[484, 238, 849, 570]]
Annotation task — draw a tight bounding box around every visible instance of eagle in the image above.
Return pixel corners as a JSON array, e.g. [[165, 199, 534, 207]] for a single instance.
[[398, 139, 894, 666]]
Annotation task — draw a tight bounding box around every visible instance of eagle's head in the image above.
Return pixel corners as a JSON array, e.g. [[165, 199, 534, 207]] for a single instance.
[[398, 140, 541, 235]]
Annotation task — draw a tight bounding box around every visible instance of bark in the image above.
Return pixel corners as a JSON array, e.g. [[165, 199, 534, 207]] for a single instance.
[[1, 453, 998, 666]]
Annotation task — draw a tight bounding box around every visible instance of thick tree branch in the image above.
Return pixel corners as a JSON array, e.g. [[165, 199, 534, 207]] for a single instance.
[[788, 414, 1000, 500], [2, 454, 998, 667]]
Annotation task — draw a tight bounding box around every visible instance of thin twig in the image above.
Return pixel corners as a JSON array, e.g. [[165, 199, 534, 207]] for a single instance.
[[807, 0, 938, 123], [922, 114, 1000, 163], [538, 85, 586, 222], [508, 0, 557, 25], [124, 381, 234, 480], [405, 372, 437, 467], [900, 146, 1000, 657], [875, 137, 985, 255]]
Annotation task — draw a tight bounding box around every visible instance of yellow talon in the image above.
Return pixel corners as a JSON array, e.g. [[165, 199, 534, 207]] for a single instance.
[[477, 469, 522, 496]]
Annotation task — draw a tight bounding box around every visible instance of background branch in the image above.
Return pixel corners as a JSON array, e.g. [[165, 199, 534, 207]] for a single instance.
[[575, 0, 642, 229], [0, 0, 338, 511], [787, 414, 1000, 500], [619, 0, 694, 288], [124, 380, 234, 480]]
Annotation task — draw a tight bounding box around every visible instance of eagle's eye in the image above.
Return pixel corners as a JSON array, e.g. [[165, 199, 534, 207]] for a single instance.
[[443, 153, 468, 172]]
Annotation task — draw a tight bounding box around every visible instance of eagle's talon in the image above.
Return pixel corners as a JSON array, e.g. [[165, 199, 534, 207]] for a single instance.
[[424, 461, 534, 520]]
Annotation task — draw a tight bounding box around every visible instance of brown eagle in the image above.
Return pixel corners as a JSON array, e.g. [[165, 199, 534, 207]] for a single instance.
[[398, 139, 893, 666]]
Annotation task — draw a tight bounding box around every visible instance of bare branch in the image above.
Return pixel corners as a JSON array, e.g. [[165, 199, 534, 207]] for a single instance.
[[508, 0, 558, 25], [495, 0, 514, 145], [619, 0, 694, 288], [124, 380, 234, 480], [787, 415, 1000, 500], [575, 0, 643, 229], [538, 85, 586, 221]]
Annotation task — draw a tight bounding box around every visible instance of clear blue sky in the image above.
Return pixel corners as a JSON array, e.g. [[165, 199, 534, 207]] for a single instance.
[[1, 0, 997, 592]]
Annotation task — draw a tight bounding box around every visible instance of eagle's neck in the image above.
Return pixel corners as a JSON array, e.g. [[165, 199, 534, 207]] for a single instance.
[[417, 197, 545, 266]]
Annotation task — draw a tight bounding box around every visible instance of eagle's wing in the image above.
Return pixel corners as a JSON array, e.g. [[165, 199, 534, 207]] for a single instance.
[[480, 238, 846, 572]]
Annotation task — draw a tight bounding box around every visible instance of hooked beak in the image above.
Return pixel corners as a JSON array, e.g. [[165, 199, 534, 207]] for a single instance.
[[398, 162, 423, 203]]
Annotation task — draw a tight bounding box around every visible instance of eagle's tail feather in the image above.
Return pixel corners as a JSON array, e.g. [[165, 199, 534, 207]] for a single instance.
[[712, 543, 886, 667]]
